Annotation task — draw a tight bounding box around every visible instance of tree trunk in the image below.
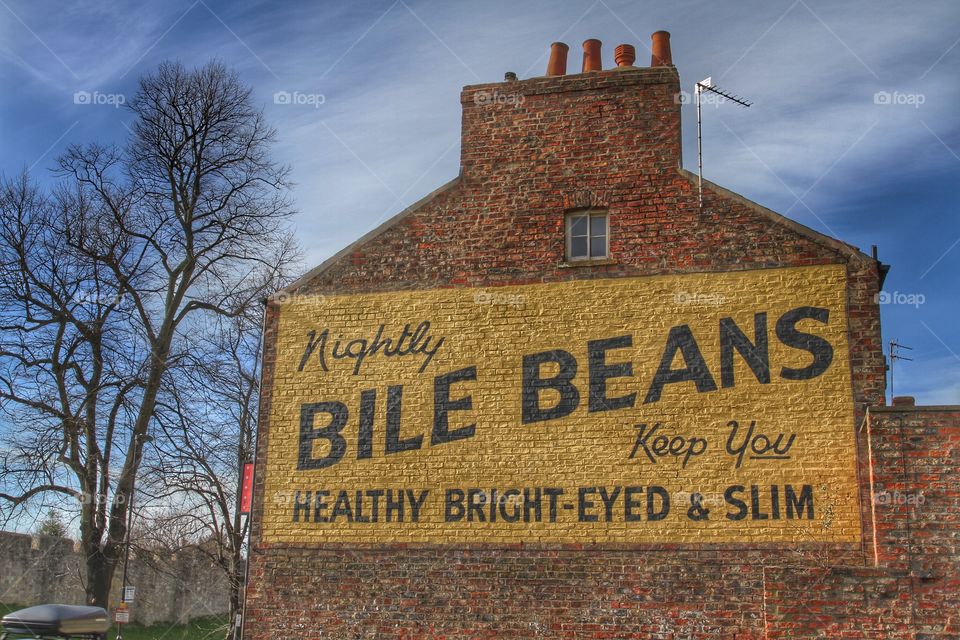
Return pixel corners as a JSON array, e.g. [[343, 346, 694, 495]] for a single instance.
[[85, 547, 118, 608], [227, 527, 245, 640], [228, 571, 241, 640]]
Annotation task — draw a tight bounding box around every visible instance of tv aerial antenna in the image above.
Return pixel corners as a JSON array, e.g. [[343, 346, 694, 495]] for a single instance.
[[888, 340, 913, 403], [695, 78, 752, 207]]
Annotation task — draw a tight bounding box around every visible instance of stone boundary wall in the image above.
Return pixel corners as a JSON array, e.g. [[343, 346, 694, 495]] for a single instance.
[[0, 532, 230, 626]]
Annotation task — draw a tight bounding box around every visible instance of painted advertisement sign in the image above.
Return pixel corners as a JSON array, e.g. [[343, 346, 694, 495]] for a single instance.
[[260, 264, 859, 543]]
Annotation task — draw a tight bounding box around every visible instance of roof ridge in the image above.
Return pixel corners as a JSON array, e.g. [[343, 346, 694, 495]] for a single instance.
[[281, 175, 462, 294], [676, 167, 870, 263]]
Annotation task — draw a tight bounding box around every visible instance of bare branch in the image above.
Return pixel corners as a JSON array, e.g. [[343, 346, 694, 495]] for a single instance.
[[0, 59, 300, 611]]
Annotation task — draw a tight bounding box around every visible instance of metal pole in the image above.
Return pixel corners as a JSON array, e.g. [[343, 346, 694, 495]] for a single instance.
[[116, 433, 148, 640], [693, 78, 750, 210], [696, 82, 703, 208], [237, 302, 270, 640], [116, 441, 136, 640], [889, 340, 894, 403], [232, 458, 251, 640], [888, 340, 914, 404]]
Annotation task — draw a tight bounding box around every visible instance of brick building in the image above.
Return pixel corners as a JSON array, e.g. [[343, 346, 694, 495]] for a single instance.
[[243, 33, 959, 638]]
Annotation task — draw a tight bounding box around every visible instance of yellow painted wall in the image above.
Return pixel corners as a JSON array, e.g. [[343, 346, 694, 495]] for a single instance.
[[261, 264, 859, 543]]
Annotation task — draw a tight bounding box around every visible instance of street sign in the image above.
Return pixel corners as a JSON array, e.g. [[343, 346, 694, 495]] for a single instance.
[[240, 462, 254, 514]]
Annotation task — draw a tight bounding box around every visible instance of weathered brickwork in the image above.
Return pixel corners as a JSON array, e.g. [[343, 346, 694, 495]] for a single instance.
[[762, 407, 960, 638], [866, 408, 960, 577], [242, 61, 955, 638]]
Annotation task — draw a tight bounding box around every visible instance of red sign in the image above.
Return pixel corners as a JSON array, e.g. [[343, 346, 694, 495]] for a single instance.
[[240, 462, 254, 514]]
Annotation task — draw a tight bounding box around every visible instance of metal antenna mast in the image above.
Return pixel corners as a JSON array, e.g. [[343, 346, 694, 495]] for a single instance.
[[695, 78, 752, 207], [889, 340, 913, 403]]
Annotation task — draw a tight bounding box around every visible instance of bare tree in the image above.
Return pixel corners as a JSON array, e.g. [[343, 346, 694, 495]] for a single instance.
[[0, 60, 297, 608], [139, 300, 267, 639]]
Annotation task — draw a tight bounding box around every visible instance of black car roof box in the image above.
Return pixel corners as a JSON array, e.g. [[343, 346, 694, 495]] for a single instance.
[[1, 604, 110, 636]]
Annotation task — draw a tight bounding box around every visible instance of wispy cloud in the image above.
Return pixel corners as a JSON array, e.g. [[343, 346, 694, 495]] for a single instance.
[[1, 0, 958, 404]]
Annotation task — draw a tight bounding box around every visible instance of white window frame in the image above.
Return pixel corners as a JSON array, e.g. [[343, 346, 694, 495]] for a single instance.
[[565, 210, 609, 261]]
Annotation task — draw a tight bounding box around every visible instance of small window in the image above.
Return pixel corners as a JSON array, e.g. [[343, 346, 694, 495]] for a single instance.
[[566, 211, 608, 261]]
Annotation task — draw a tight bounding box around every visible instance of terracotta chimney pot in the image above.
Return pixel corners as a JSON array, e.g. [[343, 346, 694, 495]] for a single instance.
[[547, 42, 569, 76], [651, 30, 672, 66], [582, 39, 602, 72], [614, 44, 636, 68]]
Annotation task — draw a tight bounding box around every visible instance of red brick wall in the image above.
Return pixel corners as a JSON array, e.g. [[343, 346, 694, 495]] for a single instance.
[[762, 408, 960, 638], [238, 64, 952, 639], [867, 408, 960, 575], [865, 407, 960, 636]]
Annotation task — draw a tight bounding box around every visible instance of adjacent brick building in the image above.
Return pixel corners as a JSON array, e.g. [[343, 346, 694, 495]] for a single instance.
[[242, 33, 959, 638]]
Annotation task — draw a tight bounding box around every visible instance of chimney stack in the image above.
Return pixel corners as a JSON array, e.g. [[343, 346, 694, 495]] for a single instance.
[[614, 44, 636, 68], [650, 30, 672, 66], [546, 42, 569, 76], [582, 39, 602, 72], [462, 33, 683, 179]]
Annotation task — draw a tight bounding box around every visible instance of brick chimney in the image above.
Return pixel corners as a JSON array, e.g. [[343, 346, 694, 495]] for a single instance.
[[459, 32, 681, 197]]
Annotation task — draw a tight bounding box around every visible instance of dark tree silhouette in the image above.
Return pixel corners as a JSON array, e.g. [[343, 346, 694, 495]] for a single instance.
[[0, 60, 297, 609]]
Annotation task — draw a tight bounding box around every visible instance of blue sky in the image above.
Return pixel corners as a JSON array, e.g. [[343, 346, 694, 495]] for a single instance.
[[1, 0, 957, 404]]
